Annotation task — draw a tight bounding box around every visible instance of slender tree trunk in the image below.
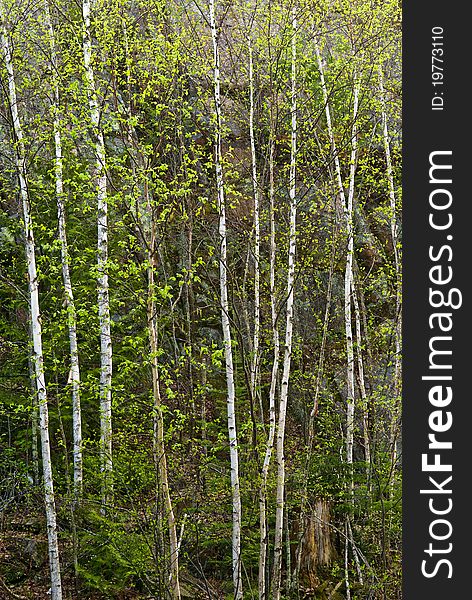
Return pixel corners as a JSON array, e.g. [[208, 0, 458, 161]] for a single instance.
[[240, 243, 260, 453], [185, 214, 195, 428], [344, 73, 359, 483], [119, 69, 181, 594], [44, 0, 83, 500], [27, 332, 40, 485], [53, 364, 79, 576], [379, 68, 401, 484], [314, 37, 345, 222], [248, 40, 261, 422], [352, 280, 371, 475], [316, 34, 359, 481], [82, 0, 113, 508], [0, 10, 62, 598], [346, 515, 363, 585], [285, 506, 292, 591], [271, 12, 297, 600], [209, 1, 243, 597], [344, 521, 351, 600], [147, 186, 181, 600], [317, 34, 362, 586], [258, 85, 279, 600]]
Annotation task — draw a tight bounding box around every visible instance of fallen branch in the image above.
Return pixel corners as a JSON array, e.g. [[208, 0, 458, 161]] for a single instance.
[[0, 576, 28, 600]]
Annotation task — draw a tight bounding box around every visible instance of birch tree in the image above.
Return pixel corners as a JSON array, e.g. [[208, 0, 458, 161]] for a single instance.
[[271, 11, 297, 599], [258, 25, 280, 598], [315, 26, 362, 592], [44, 0, 83, 500], [82, 0, 113, 507], [314, 32, 358, 478], [0, 5, 63, 597], [0, 1, 402, 595], [209, 0, 243, 597], [352, 281, 371, 474], [28, 327, 40, 484], [248, 39, 261, 422], [379, 67, 401, 482], [344, 75, 359, 475]]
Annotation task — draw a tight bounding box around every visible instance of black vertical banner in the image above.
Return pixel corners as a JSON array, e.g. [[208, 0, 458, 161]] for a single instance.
[[404, 2, 468, 598]]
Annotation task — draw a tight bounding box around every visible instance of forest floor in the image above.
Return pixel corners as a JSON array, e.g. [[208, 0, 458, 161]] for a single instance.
[[0, 506, 225, 599], [0, 507, 138, 600]]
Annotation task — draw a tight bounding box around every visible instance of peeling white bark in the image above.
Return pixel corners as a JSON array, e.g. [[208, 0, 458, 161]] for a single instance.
[[314, 38, 345, 221], [352, 281, 371, 473], [315, 36, 358, 474], [271, 12, 297, 600], [44, 0, 83, 499], [209, 1, 243, 597], [248, 41, 261, 421], [28, 335, 40, 485], [344, 76, 359, 471], [0, 8, 62, 598], [379, 68, 401, 479], [258, 84, 279, 600], [82, 0, 113, 507]]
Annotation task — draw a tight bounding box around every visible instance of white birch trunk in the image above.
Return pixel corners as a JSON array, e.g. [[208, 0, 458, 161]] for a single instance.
[[315, 36, 358, 475], [347, 515, 363, 585], [209, 1, 243, 597], [285, 506, 292, 590], [314, 38, 346, 220], [0, 10, 63, 598], [258, 91, 279, 600], [44, 0, 83, 499], [352, 280, 371, 473], [248, 41, 261, 420], [344, 76, 359, 472], [317, 39, 362, 590], [379, 68, 401, 479], [271, 13, 297, 600], [28, 333, 40, 484], [344, 521, 351, 600], [82, 0, 113, 507]]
